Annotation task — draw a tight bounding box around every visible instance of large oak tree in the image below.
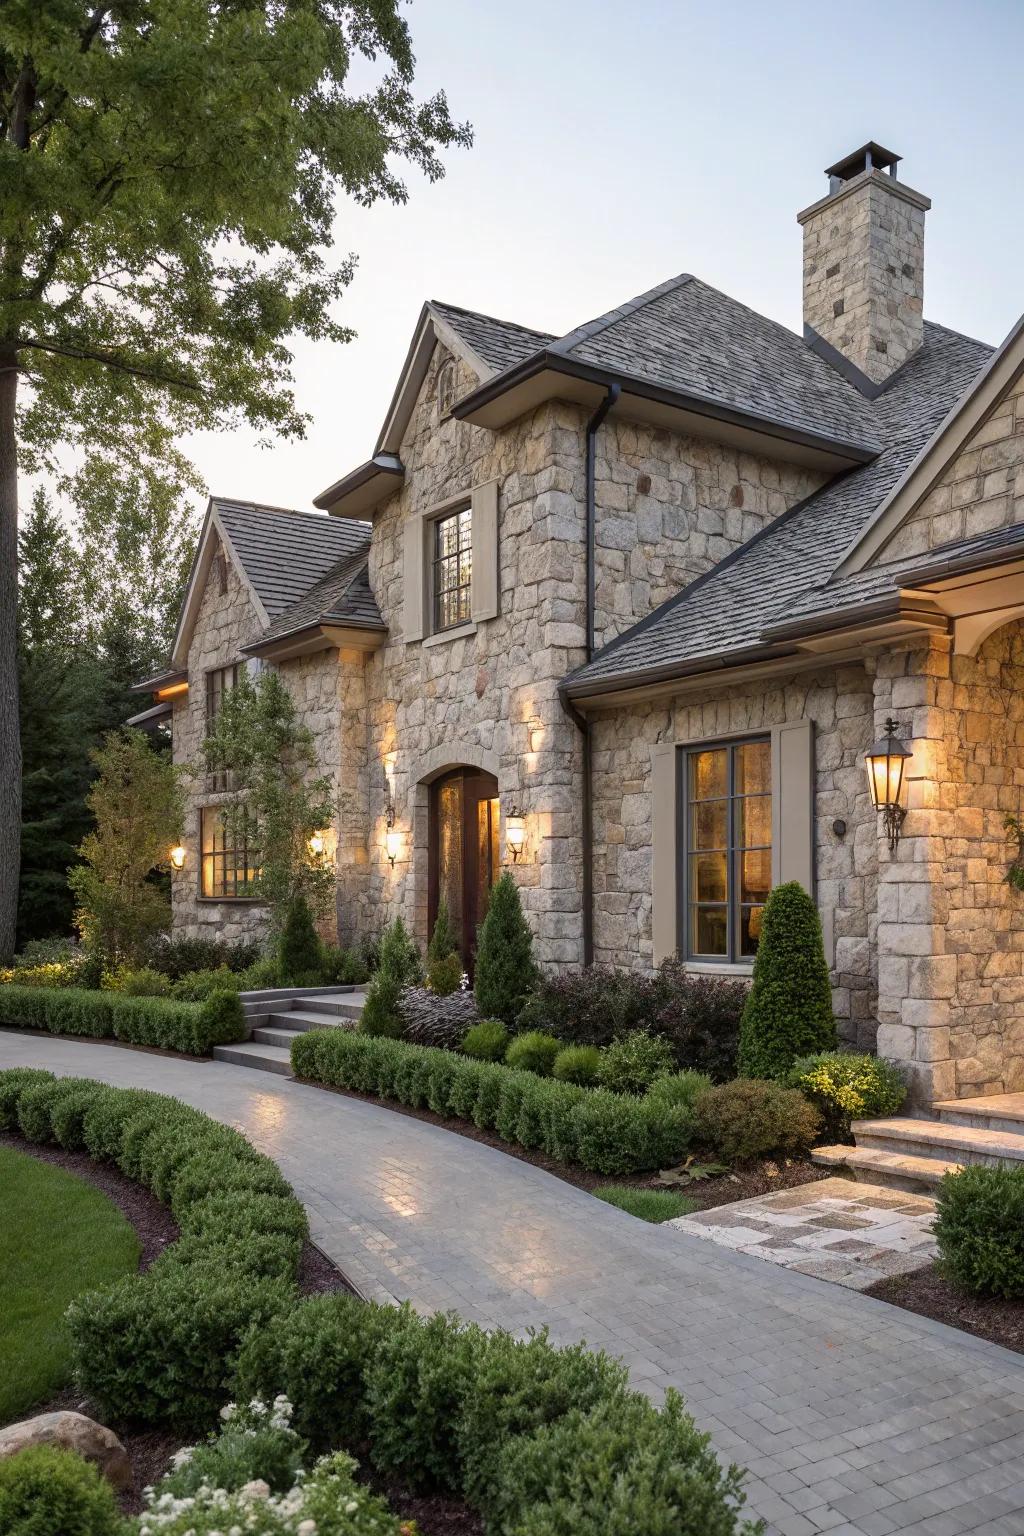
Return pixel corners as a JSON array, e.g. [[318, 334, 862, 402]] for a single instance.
[[0, 1, 470, 960]]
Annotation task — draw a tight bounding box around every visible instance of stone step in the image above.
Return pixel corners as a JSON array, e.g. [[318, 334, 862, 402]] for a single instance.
[[268, 1009, 356, 1032], [251, 1026, 303, 1049], [812, 1143, 960, 1194], [291, 994, 366, 1020], [933, 1092, 1024, 1138], [853, 1116, 1024, 1168], [213, 1042, 292, 1075]]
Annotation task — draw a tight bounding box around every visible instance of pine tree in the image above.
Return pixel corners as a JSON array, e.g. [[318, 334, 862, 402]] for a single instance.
[[358, 916, 420, 1037], [474, 873, 539, 1026], [738, 882, 837, 1079], [426, 900, 462, 995], [278, 895, 323, 986]]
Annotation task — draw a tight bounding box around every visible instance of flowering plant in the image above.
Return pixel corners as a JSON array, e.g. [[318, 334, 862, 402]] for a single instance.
[[787, 1051, 906, 1142]]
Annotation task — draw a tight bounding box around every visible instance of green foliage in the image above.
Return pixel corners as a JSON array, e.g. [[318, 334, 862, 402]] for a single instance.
[[787, 1051, 907, 1142], [647, 1070, 714, 1114], [379, 913, 422, 985], [593, 1185, 698, 1222], [426, 899, 461, 995], [107, 965, 171, 996], [278, 895, 323, 986], [358, 916, 420, 1037], [506, 1029, 561, 1076], [149, 936, 263, 979], [0, 1446, 125, 1536], [67, 729, 183, 966], [158, 1397, 305, 1497], [474, 872, 539, 1025], [691, 1078, 821, 1164], [294, 1030, 692, 1175], [934, 1164, 1024, 1299], [320, 945, 370, 987], [461, 1018, 509, 1061], [0, 983, 245, 1054], [169, 966, 242, 1001], [366, 1311, 485, 1489], [597, 1030, 674, 1094], [552, 1044, 602, 1085], [738, 882, 837, 1078], [427, 951, 464, 996]]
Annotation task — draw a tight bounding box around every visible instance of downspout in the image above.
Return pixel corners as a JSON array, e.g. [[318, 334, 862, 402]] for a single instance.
[[565, 383, 619, 968]]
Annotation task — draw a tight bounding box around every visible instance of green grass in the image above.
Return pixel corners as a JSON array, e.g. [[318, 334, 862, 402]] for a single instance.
[[593, 1185, 698, 1223], [0, 1147, 139, 1423]]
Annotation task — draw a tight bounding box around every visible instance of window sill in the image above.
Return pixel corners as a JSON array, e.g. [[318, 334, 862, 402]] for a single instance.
[[681, 960, 755, 979], [421, 622, 477, 650], [195, 896, 262, 905]]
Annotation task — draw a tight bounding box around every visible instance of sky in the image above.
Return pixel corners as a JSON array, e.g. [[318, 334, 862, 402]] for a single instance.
[[182, 0, 1024, 515]]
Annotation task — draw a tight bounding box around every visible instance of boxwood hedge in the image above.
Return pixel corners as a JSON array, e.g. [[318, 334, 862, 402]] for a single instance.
[[291, 1028, 692, 1175], [0, 983, 245, 1055]]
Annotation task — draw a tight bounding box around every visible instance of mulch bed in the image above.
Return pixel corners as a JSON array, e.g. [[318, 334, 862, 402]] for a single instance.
[[866, 1263, 1024, 1356]]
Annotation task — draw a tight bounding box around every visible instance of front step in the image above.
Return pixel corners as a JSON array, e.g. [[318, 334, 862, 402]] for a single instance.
[[268, 1008, 357, 1032], [854, 1116, 1024, 1169], [933, 1092, 1024, 1137], [252, 1026, 305, 1049], [213, 1041, 293, 1075], [811, 1144, 960, 1194]]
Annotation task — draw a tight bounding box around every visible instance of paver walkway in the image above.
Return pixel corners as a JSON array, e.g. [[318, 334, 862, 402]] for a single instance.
[[5, 1033, 1024, 1536]]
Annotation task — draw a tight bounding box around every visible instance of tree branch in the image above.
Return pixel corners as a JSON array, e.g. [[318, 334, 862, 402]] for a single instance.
[[17, 337, 204, 394]]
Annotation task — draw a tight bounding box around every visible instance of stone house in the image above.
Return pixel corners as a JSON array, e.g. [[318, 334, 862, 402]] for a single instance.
[[134, 142, 1024, 1106]]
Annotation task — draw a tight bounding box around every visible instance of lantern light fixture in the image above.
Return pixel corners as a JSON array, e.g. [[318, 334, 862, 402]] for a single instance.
[[865, 717, 912, 852], [309, 830, 326, 857], [169, 844, 186, 871], [385, 803, 401, 867], [506, 806, 526, 863]]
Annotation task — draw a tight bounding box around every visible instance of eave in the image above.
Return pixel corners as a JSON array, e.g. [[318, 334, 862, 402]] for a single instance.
[[130, 668, 187, 695], [242, 618, 387, 663], [454, 352, 881, 474], [126, 699, 174, 730], [313, 453, 404, 519]]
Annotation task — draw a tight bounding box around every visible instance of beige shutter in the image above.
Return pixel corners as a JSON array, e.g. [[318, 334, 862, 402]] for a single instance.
[[651, 743, 679, 965], [403, 518, 424, 643], [771, 719, 815, 893], [470, 479, 499, 623]]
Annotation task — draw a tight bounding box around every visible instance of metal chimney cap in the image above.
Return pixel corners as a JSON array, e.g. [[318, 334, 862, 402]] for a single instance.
[[824, 142, 901, 184]]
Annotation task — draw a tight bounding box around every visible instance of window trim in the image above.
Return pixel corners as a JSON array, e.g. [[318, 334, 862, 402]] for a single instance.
[[205, 662, 239, 793], [677, 734, 771, 966], [430, 501, 473, 634], [198, 805, 259, 903]]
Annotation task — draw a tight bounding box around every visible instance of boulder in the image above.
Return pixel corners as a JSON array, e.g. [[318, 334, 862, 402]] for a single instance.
[[0, 1411, 131, 1490]]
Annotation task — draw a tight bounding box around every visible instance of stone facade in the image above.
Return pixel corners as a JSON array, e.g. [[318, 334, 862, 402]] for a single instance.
[[799, 170, 928, 386]]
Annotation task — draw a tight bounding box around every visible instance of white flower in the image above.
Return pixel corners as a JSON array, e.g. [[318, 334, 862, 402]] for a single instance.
[[239, 1479, 271, 1502], [297, 1523, 317, 1536], [220, 1403, 237, 1422]]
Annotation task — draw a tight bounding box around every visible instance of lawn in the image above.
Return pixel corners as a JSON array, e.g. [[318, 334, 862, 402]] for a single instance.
[[0, 1146, 140, 1423], [593, 1185, 698, 1223]]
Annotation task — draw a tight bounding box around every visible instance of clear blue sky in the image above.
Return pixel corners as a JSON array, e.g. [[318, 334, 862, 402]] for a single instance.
[[184, 0, 1024, 513]]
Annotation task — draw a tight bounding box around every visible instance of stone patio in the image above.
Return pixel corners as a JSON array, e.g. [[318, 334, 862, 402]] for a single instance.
[[668, 1176, 938, 1290]]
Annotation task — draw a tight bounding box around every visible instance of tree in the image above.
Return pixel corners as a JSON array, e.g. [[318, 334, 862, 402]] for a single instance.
[[358, 915, 420, 1037], [738, 882, 837, 1079], [68, 728, 183, 964], [0, 2, 471, 960], [474, 873, 539, 1027], [201, 669, 336, 924], [426, 898, 461, 995], [278, 894, 323, 986]]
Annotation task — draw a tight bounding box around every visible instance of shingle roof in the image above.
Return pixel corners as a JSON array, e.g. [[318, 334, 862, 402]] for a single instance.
[[255, 545, 384, 645], [428, 300, 556, 375], [212, 500, 370, 620], [566, 322, 994, 692]]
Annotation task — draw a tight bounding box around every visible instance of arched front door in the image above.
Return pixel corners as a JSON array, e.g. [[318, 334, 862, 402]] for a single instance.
[[428, 767, 500, 970]]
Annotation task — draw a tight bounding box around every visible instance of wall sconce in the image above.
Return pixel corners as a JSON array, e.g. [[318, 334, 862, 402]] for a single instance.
[[865, 717, 912, 853], [505, 806, 526, 863], [308, 830, 326, 857], [385, 807, 401, 868], [527, 718, 545, 754], [169, 845, 186, 871]]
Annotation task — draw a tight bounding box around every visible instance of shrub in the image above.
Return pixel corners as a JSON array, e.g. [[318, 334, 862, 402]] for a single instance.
[[400, 984, 478, 1048], [149, 934, 262, 979], [552, 1044, 602, 1085], [0, 983, 245, 1054], [738, 882, 836, 1079], [788, 1050, 907, 1142], [107, 965, 170, 996], [474, 871, 538, 1025], [691, 1078, 820, 1163], [158, 1394, 305, 1496], [566, 1090, 692, 1176], [506, 1029, 561, 1075], [593, 1185, 696, 1222], [516, 965, 652, 1046], [426, 899, 461, 995], [320, 944, 370, 987], [491, 1389, 755, 1536], [16, 1078, 98, 1144], [462, 1017, 509, 1061], [597, 1030, 674, 1094], [170, 965, 241, 1001], [647, 1069, 713, 1114], [0, 1445, 123, 1536], [0, 1067, 54, 1130], [236, 955, 281, 991], [379, 914, 421, 985], [650, 960, 747, 1081], [365, 1310, 485, 1489], [0, 959, 81, 989], [278, 894, 323, 986], [934, 1164, 1024, 1299], [427, 951, 463, 996], [358, 965, 405, 1038]]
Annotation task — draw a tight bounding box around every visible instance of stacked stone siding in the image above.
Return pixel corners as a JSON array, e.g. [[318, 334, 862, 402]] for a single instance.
[[799, 171, 928, 386]]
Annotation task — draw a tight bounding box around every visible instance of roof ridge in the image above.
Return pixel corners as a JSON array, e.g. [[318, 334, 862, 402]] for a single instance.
[[551, 273, 695, 358]]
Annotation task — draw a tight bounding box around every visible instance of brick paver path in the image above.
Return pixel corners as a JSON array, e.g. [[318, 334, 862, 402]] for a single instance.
[[5, 1034, 1024, 1536]]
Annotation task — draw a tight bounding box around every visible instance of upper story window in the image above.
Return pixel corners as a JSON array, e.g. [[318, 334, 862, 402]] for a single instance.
[[684, 737, 771, 963], [432, 505, 472, 632], [200, 806, 257, 900], [205, 663, 238, 791]]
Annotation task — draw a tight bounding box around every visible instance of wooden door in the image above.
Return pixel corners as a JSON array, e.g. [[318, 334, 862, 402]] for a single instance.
[[429, 768, 500, 971]]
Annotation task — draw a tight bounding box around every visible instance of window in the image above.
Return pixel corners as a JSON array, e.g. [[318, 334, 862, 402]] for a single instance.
[[684, 738, 771, 962], [432, 505, 472, 631], [206, 663, 238, 790], [200, 807, 258, 899]]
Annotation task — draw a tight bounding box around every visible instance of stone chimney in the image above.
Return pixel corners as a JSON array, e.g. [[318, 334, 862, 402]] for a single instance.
[[798, 143, 930, 388]]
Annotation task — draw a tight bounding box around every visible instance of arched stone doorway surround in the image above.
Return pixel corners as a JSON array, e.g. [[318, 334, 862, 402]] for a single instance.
[[407, 743, 502, 952]]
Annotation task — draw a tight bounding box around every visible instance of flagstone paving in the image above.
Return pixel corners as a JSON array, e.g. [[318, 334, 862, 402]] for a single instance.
[[669, 1176, 938, 1290], [5, 1032, 1024, 1536]]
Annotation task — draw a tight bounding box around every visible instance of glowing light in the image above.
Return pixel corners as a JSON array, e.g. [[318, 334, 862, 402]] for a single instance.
[[506, 809, 526, 862], [169, 845, 186, 870]]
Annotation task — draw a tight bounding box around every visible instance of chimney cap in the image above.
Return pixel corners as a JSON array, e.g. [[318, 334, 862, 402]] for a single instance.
[[824, 141, 901, 184]]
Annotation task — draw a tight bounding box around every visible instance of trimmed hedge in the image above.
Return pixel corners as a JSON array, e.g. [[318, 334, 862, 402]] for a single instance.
[[235, 1293, 759, 1535], [934, 1163, 1024, 1299], [0, 983, 245, 1055], [0, 1444, 123, 1536], [0, 1068, 306, 1429], [291, 1028, 691, 1174]]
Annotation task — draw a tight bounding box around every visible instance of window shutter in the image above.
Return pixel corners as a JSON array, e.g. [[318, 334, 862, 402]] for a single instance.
[[403, 518, 425, 643], [470, 480, 499, 623], [771, 719, 815, 894], [651, 744, 679, 965]]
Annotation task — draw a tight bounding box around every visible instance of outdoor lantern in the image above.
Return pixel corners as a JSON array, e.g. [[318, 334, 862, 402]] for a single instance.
[[865, 717, 912, 852], [506, 807, 526, 863], [309, 830, 326, 856], [385, 824, 401, 867], [169, 844, 186, 871]]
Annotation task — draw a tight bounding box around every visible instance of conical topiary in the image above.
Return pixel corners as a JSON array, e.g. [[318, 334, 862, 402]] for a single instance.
[[473, 871, 539, 1026], [358, 915, 421, 1037], [738, 881, 837, 1079], [426, 900, 461, 994], [278, 895, 322, 986]]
